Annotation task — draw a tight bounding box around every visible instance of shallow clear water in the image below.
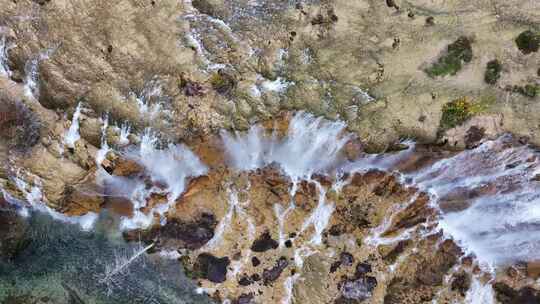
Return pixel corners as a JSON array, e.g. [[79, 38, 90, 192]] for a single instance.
[[0, 211, 214, 304]]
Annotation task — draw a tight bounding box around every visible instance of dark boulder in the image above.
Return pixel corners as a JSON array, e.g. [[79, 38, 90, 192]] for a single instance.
[[262, 257, 288, 284], [493, 283, 540, 304], [250, 231, 279, 252], [193, 253, 230, 283], [124, 213, 217, 250], [336, 276, 377, 303]]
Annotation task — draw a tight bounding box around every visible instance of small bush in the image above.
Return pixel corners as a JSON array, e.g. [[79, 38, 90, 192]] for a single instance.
[[426, 36, 473, 77], [515, 30, 540, 54], [440, 97, 480, 131], [484, 59, 502, 85], [209, 69, 236, 95], [510, 84, 538, 98]]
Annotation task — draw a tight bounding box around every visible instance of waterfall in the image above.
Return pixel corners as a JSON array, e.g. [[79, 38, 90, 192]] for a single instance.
[[0, 35, 11, 77], [64, 102, 83, 149], [411, 135, 540, 267], [95, 115, 111, 166], [222, 111, 350, 180], [464, 277, 494, 304]]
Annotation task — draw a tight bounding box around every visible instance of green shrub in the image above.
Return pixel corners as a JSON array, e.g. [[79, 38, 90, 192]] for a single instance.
[[426, 37, 473, 77], [484, 59, 502, 85], [511, 84, 538, 98], [515, 30, 540, 54]]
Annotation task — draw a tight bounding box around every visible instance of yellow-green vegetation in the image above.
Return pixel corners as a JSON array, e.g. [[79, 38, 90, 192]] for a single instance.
[[515, 30, 540, 54], [425, 36, 473, 77], [439, 96, 489, 131], [209, 70, 236, 95]]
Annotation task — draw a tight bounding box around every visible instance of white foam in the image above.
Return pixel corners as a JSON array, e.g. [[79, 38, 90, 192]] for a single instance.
[[23, 48, 55, 100], [282, 274, 300, 304], [204, 187, 239, 249], [115, 129, 207, 230], [300, 180, 334, 245], [222, 111, 350, 181], [13, 174, 98, 231], [131, 81, 164, 120], [95, 116, 111, 166], [118, 123, 131, 146], [261, 77, 293, 93], [64, 102, 82, 149], [0, 35, 11, 77], [410, 135, 540, 266], [464, 277, 494, 304]]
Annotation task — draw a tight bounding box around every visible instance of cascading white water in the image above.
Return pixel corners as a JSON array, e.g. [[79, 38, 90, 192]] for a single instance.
[[23, 48, 55, 100], [64, 102, 82, 149], [95, 115, 111, 166], [464, 277, 495, 304], [222, 111, 350, 180], [0, 35, 11, 77], [118, 123, 131, 146], [97, 129, 208, 230], [300, 180, 334, 245], [131, 80, 167, 121], [410, 134, 540, 267]]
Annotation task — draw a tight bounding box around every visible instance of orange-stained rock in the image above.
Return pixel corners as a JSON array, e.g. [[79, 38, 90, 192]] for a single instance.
[[112, 157, 143, 177], [61, 183, 104, 216], [104, 196, 134, 217]]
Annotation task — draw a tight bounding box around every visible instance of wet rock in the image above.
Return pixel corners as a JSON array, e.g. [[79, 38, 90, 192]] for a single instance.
[[378, 240, 410, 263], [340, 252, 354, 267], [233, 293, 255, 304], [354, 263, 372, 277], [250, 230, 279, 252], [382, 193, 433, 235], [251, 256, 261, 267], [192, 0, 225, 18], [238, 275, 254, 286], [262, 256, 288, 284], [124, 213, 217, 250], [450, 272, 471, 296], [112, 158, 143, 177], [193, 253, 230, 283], [526, 261, 540, 278], [493, 282, 540, 304], [384, 278, 435, 304], [60, 184, 104, 216], [330, 261, 342, 273], [337, 276, 377, 303], [464, 126, 485, 149], [416, 239, 462, 286]]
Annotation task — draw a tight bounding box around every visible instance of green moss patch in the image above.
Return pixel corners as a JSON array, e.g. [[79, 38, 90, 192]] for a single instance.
[[425, 36, 473, 77], [484, 59, 502, 85], [515, 30, 540, 54]]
